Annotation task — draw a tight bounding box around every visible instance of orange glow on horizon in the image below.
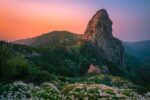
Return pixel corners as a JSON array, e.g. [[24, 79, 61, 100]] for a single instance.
[[1, 0, 149, 41], [0, 1, 89, 41]]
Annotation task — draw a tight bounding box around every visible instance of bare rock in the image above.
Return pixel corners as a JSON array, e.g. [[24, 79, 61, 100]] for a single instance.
[[87, 64, 109, 74], [88, 64, 100, 74], [84, 9, 124, 66]]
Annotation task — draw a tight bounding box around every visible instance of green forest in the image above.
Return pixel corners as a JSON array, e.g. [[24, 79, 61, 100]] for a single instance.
[[0, 39, 150, 99]]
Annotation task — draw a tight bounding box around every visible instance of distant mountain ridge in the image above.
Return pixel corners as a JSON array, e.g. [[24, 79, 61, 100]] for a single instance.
[[123, 40, 150, 63], [13, 31, 83, 47], [13, 31, 150, 63]]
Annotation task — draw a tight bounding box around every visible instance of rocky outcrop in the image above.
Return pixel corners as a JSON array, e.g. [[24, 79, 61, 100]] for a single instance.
[[84, 9, 124, 66], [87, 64, 100, 74], [87, 64, 109, 74]]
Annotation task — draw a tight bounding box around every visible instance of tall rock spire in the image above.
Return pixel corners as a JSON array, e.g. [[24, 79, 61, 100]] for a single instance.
[[84, 9, 124, 66]]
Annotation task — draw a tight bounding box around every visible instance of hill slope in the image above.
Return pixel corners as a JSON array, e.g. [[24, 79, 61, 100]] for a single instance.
[[13, 31, 83, 47]]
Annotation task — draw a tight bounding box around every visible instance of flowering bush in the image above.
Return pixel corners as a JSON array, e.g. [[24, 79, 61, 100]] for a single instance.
[[62, 83, 150, 100], [0, 81, 150, 100], [31, 82, 64, 100], [0, 81, 33, 99], [0, 81, 63, 100]]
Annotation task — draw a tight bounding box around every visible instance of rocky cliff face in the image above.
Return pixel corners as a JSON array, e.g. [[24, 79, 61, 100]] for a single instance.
[[84, 9, 124, 66]]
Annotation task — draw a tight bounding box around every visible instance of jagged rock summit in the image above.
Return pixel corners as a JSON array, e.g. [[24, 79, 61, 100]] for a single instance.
[[84, 9, 124, 66]]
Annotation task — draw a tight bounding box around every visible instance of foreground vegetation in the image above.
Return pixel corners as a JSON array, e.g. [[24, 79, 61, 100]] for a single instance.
[[0, 40, 150, 99], [0, 81, 150, 100]]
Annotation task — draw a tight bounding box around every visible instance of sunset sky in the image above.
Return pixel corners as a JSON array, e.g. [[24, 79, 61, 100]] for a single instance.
[[0, 0, 150, 42]]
